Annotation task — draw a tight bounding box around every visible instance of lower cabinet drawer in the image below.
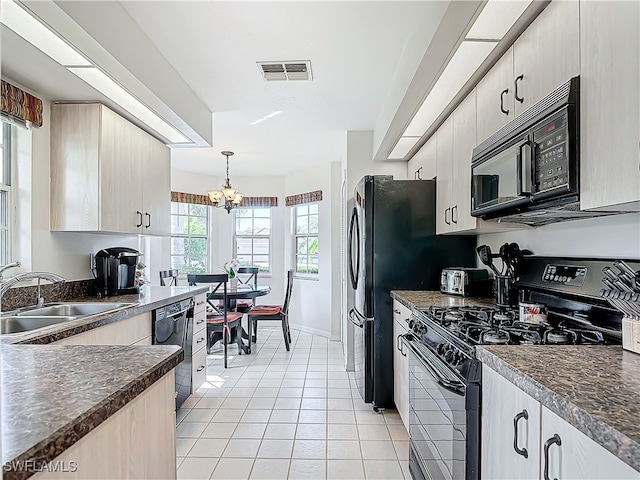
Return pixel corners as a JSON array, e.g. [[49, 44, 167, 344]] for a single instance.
[[192, 345, 207, 392], [193, 309, 206, 336]]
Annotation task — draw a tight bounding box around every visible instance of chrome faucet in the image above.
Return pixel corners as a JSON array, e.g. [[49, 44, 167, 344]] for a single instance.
[[0, 261, 21, 281], [0, 272, 66, 312]]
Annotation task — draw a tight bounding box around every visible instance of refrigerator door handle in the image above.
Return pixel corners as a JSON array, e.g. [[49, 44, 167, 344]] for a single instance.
[[348, 207, 360, 290], [349, 308, 369, 328]]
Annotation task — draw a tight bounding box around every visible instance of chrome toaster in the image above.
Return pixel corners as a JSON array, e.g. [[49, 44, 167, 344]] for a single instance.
[[440, 267, 492, 297]]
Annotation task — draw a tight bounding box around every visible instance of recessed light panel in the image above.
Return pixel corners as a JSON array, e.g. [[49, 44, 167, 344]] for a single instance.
[[466, 0, 533, 40]]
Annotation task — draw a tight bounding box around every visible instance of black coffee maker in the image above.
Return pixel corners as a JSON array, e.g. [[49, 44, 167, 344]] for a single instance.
[[94, 247, 141, 296]]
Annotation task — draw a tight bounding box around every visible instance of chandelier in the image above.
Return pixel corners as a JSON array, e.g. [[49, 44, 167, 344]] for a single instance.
[[207, 151, 244, 213]]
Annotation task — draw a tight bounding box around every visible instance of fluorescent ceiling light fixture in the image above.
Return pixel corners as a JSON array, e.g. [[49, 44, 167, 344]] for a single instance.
[[388, 137, 421, 160], [249, 118, 266, 126], [403, 41, 497, 138], [68, 67, 190, 144], [466, 0, 533, 40], [0, 0, 91, 66], [263, 110, 282, 119]]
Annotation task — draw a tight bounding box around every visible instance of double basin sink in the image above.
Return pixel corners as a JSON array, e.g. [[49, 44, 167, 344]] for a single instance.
[[1, 302, 133, 335]]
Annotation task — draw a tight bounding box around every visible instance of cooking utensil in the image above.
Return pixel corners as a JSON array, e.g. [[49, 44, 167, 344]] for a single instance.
[[499, 243, 512, 276], [476, 245, 501, 277]]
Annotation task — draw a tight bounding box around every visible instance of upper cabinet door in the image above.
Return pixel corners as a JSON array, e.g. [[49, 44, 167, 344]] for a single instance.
[[476, 47, 515, 144], [451, 90, 478, 233], [513, 0, 580, 116], [435, 116, 454, 234], [142, 138, 171, 236], [580, 0, 640, 211]]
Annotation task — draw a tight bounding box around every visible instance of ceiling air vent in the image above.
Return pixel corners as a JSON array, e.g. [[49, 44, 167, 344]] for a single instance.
[[257, 61, 313, 81]]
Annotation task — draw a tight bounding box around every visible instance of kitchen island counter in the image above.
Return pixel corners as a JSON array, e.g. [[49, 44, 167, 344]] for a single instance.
[[2, 343, 183, 480], [477, 345, 640, 472]]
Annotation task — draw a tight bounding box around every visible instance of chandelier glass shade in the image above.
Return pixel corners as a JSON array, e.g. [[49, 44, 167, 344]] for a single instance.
[[208, 151, 244, 213]]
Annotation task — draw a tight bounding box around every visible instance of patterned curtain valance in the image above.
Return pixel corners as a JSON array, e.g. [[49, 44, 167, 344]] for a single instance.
[[1, 80, 43, 127], [172, 192, 278, 208], [285, 190, 322, 207], [239, 196, 278, 208], [171, 191, 210, 206]]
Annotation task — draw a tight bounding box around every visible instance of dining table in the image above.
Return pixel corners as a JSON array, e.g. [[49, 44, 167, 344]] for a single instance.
[[206, 284, 271, 354]]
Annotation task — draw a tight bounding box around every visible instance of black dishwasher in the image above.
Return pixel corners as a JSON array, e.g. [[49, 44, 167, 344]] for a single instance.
[[153, 298, 192, 410]]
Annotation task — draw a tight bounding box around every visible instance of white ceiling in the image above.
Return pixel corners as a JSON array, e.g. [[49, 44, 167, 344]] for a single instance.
[[2, 1, 451, 177]]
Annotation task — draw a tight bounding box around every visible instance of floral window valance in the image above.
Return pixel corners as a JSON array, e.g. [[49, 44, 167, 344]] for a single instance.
[[285, 190, 322, 207], [1, 80, 43, 127], [171, 191, 278, 208]]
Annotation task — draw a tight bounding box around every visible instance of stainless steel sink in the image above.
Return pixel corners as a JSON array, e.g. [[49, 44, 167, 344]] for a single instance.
[[1, 302, 134, 335], [15, 303, 132, 317], [1, 315, 77, 334]]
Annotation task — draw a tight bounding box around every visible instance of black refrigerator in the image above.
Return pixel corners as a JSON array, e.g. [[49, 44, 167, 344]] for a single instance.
[[348, 176, 477, 409]]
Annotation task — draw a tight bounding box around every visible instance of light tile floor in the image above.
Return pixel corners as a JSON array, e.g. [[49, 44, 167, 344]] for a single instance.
[[176, 324, 410, 480]]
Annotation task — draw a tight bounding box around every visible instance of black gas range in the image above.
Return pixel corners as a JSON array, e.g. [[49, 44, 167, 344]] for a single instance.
[[405, 256, 636, 480]]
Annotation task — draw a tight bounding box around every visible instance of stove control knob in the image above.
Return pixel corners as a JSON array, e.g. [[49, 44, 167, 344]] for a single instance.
[[437, 343, 447, 355], [444, 349, 455, 364], [408, 320, 415, 330]]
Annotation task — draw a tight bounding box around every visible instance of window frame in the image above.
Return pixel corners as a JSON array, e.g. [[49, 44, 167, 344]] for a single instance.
[[233, 207, 272, 273], [0, 122, 12, 266], [170, 201, 211, 275], [293, 203, 319, 276]]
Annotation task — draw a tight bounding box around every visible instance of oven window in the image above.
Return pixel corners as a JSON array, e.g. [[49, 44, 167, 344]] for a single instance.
[[409, 350, 467, 480]]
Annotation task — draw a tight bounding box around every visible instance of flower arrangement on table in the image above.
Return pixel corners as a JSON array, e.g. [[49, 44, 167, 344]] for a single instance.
[[223, 258, 239, 279]]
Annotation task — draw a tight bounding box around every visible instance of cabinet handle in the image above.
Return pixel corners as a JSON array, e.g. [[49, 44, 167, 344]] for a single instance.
[[500, 89, 510, 115], [196, 337, 205, 344], [196, 319, 205, 325], [451, 205, 458, 224], [513, 409, 529, 458], [136, 211, 143, 228], [515, 74, 524, 103], [444, 207, 451, 225], [145, 212, 151, 228], [543, 434, 561, 480], [197, 300, 205, 306], [196, 365, 205, 372], [394, 308, 401, 314], [415, 167, 422, 180]]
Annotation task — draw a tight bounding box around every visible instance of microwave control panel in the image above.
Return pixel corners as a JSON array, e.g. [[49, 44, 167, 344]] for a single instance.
[[533, 112, 569, 193]]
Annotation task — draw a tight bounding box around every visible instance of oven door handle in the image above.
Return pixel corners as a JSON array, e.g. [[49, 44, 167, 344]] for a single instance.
[[517, 139, 534, 197], [402, 335, 465, 396]]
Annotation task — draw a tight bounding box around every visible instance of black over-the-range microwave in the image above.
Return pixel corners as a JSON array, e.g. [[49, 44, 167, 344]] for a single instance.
[[471, 76, 579, 221]]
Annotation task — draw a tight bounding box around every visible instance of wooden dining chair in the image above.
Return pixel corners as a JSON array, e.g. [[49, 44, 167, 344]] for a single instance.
[[235, 266, 259, 313], [187, 273, 245, 368], [159, 269, 179, 286], [248, 270, 294, 351]]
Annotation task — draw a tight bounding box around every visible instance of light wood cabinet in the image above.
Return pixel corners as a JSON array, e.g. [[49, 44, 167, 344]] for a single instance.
[[579, 0, 640, 211], [52, 312, 151, 346], [476, 1, 580, 143], [482, 365, 639, 480], [392, 300, 410, 431], [51, 103, 171, 235], [407, 136, 437, 181], [34, 371, 176, 480], [192, 292, 207, 392], [436, 115, 454, 234]]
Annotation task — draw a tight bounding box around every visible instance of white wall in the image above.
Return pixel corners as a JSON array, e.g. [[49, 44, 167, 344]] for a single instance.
[[9, 79, 140, 281], [170, 169, 286, 303], [284, 162, 342, 339], [477, 213, 640, 261]]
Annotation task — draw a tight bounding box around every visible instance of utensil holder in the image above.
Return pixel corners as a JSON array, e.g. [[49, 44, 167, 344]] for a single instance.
[[622, 317, 640, 354], [601, 289, 640, 354]]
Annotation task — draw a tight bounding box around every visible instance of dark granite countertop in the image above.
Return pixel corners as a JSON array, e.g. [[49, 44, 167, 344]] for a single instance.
[[477, 345, 640, 472], [2, 344, 183, 480], [2, 285, 208, 345], [391, 290, 494, 310]]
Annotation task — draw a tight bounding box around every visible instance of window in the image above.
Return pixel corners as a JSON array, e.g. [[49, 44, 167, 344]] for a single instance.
[[234, 208, 271, 272], [0, 123, 11, 265], [294, 203, 319, 274], [170, 202, 210, 274]]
